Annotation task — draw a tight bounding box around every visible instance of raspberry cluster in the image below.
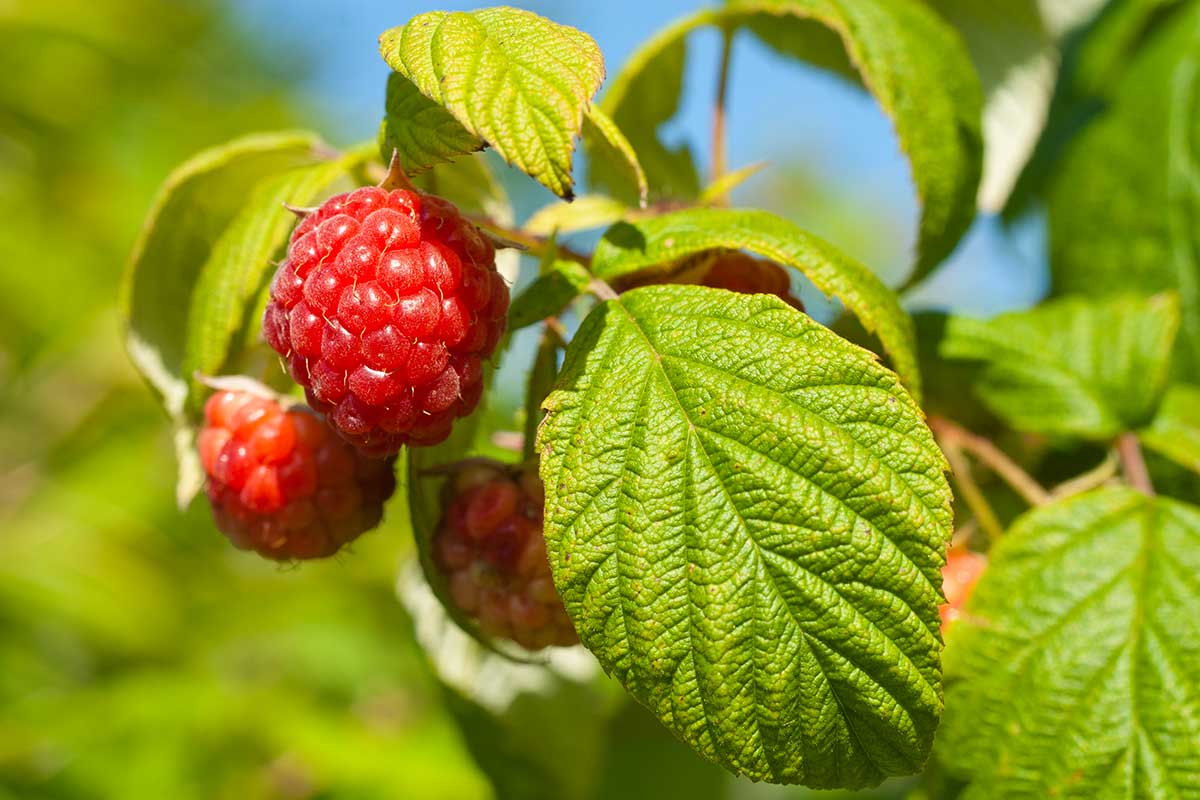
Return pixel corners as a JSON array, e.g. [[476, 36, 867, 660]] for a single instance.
[[198, 390, 396, 560], [433, 461, 577, 650], [699, 251, 805, 310], [940, 547, 987, 629], [263, 185, 508, 456]]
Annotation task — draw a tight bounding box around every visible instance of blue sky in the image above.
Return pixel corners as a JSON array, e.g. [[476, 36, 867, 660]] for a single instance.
[[234, 0, 1048, 316]]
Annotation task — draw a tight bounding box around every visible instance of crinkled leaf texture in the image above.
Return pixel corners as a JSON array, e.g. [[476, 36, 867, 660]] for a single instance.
[[1140, 383, 1200, 476], [537, 285, 953, 787], [121, 131, 333, 506], [940, 487, 1200, 799], [941, 293, 1180, 440], [379, 7, 605, 199], [592, 208, 922, 399], [1047, 3, 1200, 379], [378, 72, 484, 174], [729, 0, 984, 285]]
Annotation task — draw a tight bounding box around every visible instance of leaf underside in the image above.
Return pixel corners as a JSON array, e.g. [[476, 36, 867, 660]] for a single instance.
[[726, 0, 984, 285], [538, 285, 952, 787]]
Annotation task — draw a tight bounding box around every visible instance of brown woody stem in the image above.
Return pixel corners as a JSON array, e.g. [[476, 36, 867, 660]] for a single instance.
[[1116, 432, 1155, 496]]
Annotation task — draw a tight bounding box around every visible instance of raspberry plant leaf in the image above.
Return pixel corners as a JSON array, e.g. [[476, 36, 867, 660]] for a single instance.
[[726, 0, 983, 286], [592, 208, 922, 398], [508, 259, 592, 331], [590, 10, 712, 203], [1046, 4, 1200, 379], [122, 130, 329, 505], [182, 146, 373, 413], [939, 488, 1200, 799], [379, 72, 485, 174], [525, 195, 629, 237], [941, 293, 1180, 440], [582, 107, 649, 208], [1140, 383, 1200, 476], [537, 285, 953, 787], [378, 7, 606, 200]]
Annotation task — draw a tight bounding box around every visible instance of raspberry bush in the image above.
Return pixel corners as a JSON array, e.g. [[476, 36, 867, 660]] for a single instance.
[[121, 2, 1200, 797]]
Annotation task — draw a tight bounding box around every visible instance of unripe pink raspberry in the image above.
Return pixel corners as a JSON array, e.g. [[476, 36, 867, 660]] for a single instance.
[[940, 546, 987, 629], [700, 251, 805, 310], [432, 461, 577, 650], [262, 185, 508, 456], [198, 389, 395, 560]]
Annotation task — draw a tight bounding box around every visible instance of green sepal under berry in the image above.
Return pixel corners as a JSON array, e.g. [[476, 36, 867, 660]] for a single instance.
[[538, 285, 952, 788]]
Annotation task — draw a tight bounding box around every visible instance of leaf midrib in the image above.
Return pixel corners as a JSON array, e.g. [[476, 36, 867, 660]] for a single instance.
[[606, 297, 939, 772]]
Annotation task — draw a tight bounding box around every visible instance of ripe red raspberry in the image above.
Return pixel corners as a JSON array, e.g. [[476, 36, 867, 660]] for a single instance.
[[940, 546, 987, 629], [432, 461, 577, 650], [198, 389, 396, 560], [262, 185, 508, 456], [700, 251, 805, 310]]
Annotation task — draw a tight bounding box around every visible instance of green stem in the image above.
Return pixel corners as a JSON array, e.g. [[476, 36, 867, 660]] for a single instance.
[[930, 417, 1051, 507]]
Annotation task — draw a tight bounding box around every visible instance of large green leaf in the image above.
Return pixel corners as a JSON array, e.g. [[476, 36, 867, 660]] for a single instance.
[[1047, 3, 1200, 378], [537, 285, 952, 787], [592, 208, 922, 398], [121, 131, 325, 504], [940, 488, 1200, 799], [727, 0, 984, 285], [379, 7, 605, 199], [1140, 383, 1200, 476], [378, 72, 484, 174], [182, 148, 370, 413], [588, 10, 711, 203], [942, 294, 1180, 440]]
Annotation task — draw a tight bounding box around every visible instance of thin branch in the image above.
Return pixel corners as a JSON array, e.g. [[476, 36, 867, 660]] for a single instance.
[[1116, 432, 1155, 496], [940, 440, 1005, 544], [710, 25, 734, 206], [463, 213, 591, 266], [930, 417, 1051, 507], [1051, 449, 1119, 499], [588, 278, 619, 302]]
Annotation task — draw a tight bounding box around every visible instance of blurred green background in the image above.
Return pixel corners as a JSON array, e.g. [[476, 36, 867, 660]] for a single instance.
[[0, 0, 1091, 797]]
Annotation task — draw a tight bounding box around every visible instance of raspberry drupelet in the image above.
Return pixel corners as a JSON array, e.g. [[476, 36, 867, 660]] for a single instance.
[[198, 390, 396, 560], [432, 461, 577, 651], [262, 184, 508, 456]]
